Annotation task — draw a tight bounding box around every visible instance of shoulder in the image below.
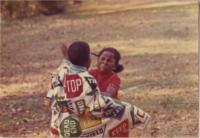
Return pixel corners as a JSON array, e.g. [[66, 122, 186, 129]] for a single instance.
[[88, 68, 98, 75], [56, 59, 70, 72], [78, 71, 98, 88], [54, 59, 72, 81], [79, 71, 95, 79], [88, 67, 98, 72]]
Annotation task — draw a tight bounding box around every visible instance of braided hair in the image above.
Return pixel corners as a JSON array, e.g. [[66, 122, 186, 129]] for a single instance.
[[98, 47, 124, 73]]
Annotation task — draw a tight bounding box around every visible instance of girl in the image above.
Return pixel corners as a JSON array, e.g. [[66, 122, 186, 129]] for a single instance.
[[89, 47, 124, 99], [47, 43, 150, 137], [61, 45, 124, 99]]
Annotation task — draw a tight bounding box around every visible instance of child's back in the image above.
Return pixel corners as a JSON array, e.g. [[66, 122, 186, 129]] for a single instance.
[[46, 41, 150, 137]]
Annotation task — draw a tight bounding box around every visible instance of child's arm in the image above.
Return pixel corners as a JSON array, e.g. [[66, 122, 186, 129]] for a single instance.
[[44, 60, 68, 108], [104, 84, 119, 98], [60, 43, 68, 59], [44, 77, 55, 108], [104, 77, 120, 98], [44, 89, 54, 108], [92, 91, 150, 129], [44, 74, 63, 108]]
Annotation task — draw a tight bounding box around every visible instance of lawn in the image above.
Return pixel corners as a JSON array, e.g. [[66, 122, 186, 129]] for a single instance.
[[0, 0, 198, 137]]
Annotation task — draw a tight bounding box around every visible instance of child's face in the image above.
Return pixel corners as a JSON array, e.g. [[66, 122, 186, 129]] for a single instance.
[[97, 51, 116, 74]]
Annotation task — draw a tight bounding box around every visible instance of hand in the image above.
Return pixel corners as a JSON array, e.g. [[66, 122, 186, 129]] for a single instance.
[[60, 43, 68, 59]]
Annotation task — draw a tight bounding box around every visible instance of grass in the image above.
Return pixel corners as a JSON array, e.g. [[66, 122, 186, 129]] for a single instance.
[[124, 88, 198, 137], [0, 0, 198, 137]]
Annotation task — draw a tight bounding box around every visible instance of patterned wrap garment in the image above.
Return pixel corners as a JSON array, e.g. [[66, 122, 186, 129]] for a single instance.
[[46, 59, 150, 138]]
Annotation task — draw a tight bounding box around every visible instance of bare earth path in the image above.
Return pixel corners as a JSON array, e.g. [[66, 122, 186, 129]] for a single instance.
[[0, 0, 198, 137]]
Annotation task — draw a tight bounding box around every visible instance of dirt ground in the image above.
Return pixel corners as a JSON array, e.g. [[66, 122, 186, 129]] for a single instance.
[[0, 0, 198, 137]]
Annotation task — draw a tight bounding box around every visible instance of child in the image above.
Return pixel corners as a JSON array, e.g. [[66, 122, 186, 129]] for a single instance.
[[46, 41, 150, 137], [89, 47, 123, 99], [61, 45, 123, 99]]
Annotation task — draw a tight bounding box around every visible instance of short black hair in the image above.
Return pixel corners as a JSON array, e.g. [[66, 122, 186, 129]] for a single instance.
[[68, 41, 90, 66], [98, 47, 124, 73]]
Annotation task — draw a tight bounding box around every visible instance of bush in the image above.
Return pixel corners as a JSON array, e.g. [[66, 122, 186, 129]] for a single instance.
[[1, 0, 68, 19]]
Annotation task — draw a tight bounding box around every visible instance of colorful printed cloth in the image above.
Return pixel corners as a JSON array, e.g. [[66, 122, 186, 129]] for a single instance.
[[46, 60, 150, 137]]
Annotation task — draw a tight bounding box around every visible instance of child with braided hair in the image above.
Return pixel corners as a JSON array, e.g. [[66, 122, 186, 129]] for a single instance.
[[62, 45, 123, 99], [46, 41, 150, 137], [89, 47, 124, 99]]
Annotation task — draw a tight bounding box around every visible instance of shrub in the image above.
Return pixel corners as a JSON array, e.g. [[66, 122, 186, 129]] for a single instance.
[[1, 0, 69, 19]]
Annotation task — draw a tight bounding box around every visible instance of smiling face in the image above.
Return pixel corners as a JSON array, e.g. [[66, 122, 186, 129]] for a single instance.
[[97, 51, 116, 74]]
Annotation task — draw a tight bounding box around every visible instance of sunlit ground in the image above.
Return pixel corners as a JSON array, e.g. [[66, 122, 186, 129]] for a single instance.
[[0, 0, 198, 137]]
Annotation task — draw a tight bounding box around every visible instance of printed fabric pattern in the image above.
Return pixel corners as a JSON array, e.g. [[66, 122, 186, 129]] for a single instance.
[[46, 60, 150, 138]]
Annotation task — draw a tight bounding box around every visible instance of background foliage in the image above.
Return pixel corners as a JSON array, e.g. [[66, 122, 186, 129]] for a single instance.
[[1, 0, 82, 19]]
